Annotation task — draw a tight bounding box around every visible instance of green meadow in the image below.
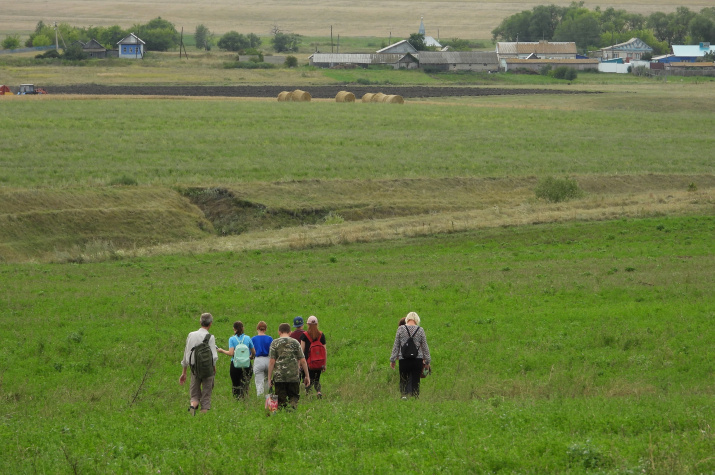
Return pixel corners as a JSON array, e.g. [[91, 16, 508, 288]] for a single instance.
[[1, 65, 714, 472], [1, 215, 713, 472], [1, 93, 713, 188]]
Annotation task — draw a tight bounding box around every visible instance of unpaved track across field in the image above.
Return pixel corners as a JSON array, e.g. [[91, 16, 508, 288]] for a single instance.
[[49, 85, 593, 98]]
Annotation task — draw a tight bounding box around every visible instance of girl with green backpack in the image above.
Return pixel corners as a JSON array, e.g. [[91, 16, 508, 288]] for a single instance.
[[218, 321, 256, 399]]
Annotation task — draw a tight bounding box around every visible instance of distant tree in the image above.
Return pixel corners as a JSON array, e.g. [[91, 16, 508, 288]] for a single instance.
[[247, 33, 262, 48], [133, 17, 179, 51], [553, 11, 601, 52], [647, 12, 671, 43], [700, 51, 715, 61], [408, 33, 427, 51], [284, 55, 298, 67], [271, 32, 300, 53], [32, 34, 52, 47], [195, 24, 212, 50], [218, 31, 249, 52], [669, 7, 696, 45], [99, 26, 129, 48], [688, 15, 715, 43], [2, 34, 20, 50], [442, 38, 472, 51], [492, 10, 533, 41], [528, 5, 563, 40]]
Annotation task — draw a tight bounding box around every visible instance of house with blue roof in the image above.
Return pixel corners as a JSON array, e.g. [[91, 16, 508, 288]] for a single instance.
[[670, 42, 714, 62]]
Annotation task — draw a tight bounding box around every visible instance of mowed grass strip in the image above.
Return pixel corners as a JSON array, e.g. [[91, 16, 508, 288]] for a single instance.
[[0, 215, 713, 472], [1, 94, 714, 188]]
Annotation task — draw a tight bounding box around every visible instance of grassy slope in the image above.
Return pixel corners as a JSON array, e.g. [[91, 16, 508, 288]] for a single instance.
[[0, 215, 712, 472], [0, 188, 212, 262]]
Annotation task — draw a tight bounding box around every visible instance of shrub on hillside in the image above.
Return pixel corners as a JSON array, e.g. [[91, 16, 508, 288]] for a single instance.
[[534, 176, 583, 203]]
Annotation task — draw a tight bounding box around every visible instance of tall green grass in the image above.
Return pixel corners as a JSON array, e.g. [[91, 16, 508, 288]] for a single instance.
[[1, 215, 713, 472], [1, 97, 713, 188]]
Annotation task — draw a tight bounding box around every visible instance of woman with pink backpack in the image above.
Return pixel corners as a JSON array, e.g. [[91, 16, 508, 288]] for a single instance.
[[300, 316, 327, 398]]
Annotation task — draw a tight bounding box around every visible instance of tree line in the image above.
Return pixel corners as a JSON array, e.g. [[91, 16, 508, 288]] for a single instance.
[[492, 3, 715, 54], [14, 17, 180, 52], [196, 24, 301, 54]]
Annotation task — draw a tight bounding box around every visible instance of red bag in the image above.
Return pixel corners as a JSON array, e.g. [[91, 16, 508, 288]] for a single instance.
[[307, 332, 326, 370]]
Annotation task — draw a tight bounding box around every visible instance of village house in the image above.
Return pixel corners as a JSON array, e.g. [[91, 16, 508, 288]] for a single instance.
[[117, 33, 145, 58], [418, 51, 499, 72], [309, 53, 417, 69], [670, 42, 715, 62], [376, 40, 417, 55], [597, 38, 653, 61], [496, 41, 577, 62], [82, 39, 108, 59]]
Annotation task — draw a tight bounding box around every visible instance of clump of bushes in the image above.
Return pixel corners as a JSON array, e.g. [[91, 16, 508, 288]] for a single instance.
[[551, 66, 578, 80], [284, 55, 298, 68], [534, 176, 583, 203]]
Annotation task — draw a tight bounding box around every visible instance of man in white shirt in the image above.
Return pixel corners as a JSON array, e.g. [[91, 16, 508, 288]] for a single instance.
[[180, 313, 218, 414]]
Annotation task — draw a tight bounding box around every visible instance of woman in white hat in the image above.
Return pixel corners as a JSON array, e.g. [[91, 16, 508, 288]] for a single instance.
[[300, 315, 327, 398], [390, 311, 431, 399]]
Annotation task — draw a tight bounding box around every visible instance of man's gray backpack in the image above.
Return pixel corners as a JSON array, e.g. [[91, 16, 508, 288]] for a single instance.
[[190, 334, 214, 380]]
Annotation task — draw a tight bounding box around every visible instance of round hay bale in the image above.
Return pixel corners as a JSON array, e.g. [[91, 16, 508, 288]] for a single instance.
[[291, 89, 311, 102], [382, 94, 404, 104], [335, 91, 356, 103], [277, 91, 292, 101], [361, 93, 375, 103], [371, 92, 386, 103]]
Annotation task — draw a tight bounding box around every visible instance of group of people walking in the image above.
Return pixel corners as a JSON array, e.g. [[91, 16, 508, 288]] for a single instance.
[[180, 311, 431, 414], [180, 313, 328, 413]]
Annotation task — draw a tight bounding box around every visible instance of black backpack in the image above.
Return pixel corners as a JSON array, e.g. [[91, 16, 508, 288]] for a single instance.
[[190, 333, 214, 380], [401, 326, 421, 359]]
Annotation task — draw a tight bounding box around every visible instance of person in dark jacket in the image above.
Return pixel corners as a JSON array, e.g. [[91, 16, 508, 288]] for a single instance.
[[390, 312, 431, 399]]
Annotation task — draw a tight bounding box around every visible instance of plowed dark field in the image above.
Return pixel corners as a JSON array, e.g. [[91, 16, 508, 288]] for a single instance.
[[50, 84, 592, 98]]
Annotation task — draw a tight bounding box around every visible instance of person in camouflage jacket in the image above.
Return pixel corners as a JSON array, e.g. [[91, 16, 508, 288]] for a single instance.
[[268, 323, 310, 410]]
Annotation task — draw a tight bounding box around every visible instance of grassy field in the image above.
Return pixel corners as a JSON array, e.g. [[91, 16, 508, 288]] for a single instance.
[[2, 89, 714, 188], [1, 45, 714, 472], [1, 82, 714, 263], [1, 214, 713, 472], [2, 0, 713, 39]]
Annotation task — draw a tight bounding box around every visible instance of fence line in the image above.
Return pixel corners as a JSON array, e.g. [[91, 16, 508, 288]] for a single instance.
[[0, 46, 56, 56]]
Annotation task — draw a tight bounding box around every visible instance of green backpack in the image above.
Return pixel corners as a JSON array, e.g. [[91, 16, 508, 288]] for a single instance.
[[232, 335, 251, 369], [190, 333, 214, 380]]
